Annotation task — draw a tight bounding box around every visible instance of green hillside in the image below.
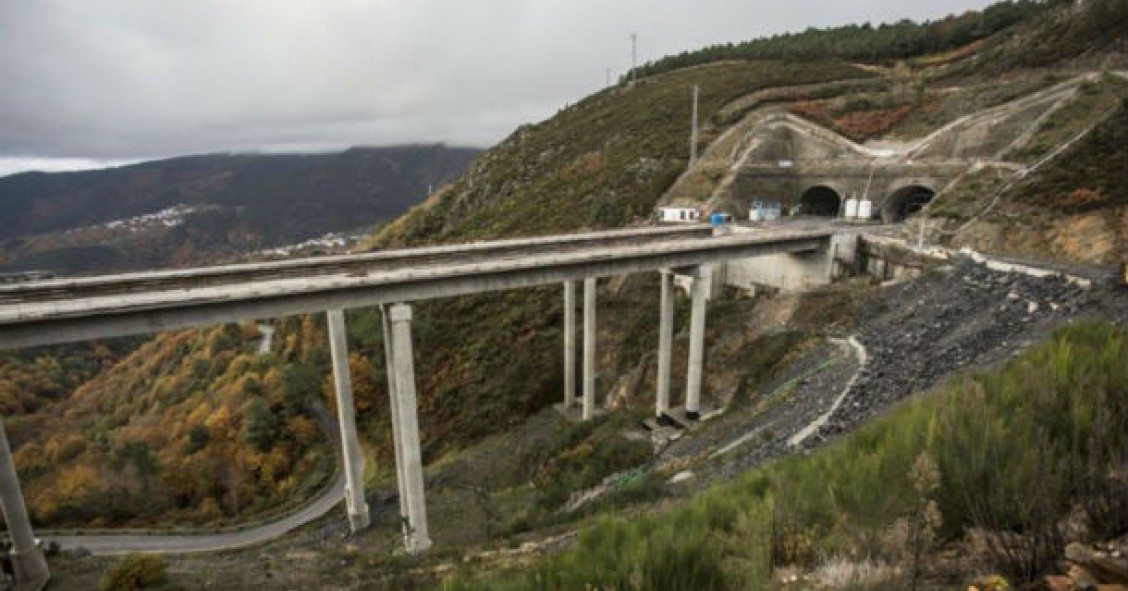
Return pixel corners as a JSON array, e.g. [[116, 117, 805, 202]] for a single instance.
[[443, 322, 1128, 589], [358, 61, 873, 454], [374, 61, 872, 246]]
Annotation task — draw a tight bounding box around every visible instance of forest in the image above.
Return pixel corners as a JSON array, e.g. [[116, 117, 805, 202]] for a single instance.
[[626, 0, 1088, 79], [5, 317, 359, 528]]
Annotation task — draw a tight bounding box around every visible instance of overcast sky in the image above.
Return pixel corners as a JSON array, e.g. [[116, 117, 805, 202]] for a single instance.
[[0, 0, 997, 176]]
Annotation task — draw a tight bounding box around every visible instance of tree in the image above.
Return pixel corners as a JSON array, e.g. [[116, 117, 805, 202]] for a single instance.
[[184, 424, 209, 454], [241, 397, 277, 451], [348, 353, 379, 415], [282, 362, 320, 417]]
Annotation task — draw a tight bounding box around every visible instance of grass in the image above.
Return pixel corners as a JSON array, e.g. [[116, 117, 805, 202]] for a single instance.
[[438, 321, 1128, 590], [888, 72, 1068, 141], [1005, 75, 1128, 163], [377, 60, 871, 247], [1010, 96, 1128, 215], [927, 168, 1009, 223]]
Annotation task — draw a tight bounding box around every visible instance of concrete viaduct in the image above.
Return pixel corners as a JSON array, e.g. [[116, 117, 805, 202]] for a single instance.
[[0, 224, 833, 590]]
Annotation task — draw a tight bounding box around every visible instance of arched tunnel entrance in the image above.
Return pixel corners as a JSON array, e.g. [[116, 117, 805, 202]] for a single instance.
[[799, 186, 842, 217], [883, 185, 935, 223]]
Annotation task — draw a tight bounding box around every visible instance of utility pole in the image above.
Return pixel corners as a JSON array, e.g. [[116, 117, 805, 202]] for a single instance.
[[690, 85, 700, 164], [606, 68, 611, 88], [630, 33, 637, 86]]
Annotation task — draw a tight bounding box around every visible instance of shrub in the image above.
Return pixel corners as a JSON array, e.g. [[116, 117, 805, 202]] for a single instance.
[[98, 553, 166, 591], [440, 322, 1128, 589]]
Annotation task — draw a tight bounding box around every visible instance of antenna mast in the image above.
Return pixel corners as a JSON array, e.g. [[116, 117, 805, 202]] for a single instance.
[[630, 33, 637, 85]]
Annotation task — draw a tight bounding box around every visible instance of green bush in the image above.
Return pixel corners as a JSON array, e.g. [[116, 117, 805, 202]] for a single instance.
[[440, 322, 1128, 589], [98, 553, 166, 591]]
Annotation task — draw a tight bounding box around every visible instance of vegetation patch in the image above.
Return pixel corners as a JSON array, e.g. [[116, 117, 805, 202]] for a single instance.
[[13, 320, 335, 528], [789, 95, 925, 142], [379, 60, 870, 247], [1011, 97, 1128, 215], [1006, 75, 1128, 164], [928, 168, 1010, 223], [627, 0, 1049, 78], [98, 553, 167, 591], [440, 322, 1128, 589]]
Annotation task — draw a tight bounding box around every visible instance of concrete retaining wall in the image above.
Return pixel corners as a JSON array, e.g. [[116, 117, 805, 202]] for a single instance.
[[717, 228, 859, 292]]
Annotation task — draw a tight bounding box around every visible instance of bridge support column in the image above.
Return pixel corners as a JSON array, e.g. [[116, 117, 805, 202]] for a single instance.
[[389, 303, 432, 553], [582, 277, 597, 421], [685, 265, 710, 420], [655, 270, 673, 419], [0, 420, 49, 591], [380, 306, 410, 548], [326, 309, 371, 533], [563, 281, 576, 407]]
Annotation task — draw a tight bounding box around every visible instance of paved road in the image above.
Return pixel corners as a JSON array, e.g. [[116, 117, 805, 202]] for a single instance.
[[42, 403, 346, 555], [256, 324, 275, 354], [42, 472, 345, 555]]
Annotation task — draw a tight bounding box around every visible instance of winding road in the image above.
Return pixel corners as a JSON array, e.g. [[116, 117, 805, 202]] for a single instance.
[[43, 473, 345, 555], [41, 402, 346, 555]]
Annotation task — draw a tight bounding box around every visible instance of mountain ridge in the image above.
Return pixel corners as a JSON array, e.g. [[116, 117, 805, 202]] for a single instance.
[[0, 144, 481, 273]]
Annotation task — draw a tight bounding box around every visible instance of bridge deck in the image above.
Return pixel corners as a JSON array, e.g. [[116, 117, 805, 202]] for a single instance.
[[0, 225, 711, 303], [0, 226, 832, 350]]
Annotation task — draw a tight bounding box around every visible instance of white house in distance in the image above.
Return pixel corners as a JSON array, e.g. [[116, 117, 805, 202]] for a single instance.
[[658, 206, 702, 223]]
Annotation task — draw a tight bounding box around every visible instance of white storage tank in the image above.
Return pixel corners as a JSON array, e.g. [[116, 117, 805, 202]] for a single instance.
[[857, 199, 873, 220], [844, 198, 859, 219]]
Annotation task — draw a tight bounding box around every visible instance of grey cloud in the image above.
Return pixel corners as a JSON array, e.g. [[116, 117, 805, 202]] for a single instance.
[[1, 0, 996, 165]]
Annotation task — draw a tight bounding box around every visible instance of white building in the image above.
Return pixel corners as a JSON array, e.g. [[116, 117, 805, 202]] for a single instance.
[[658, 206, 702, 223]]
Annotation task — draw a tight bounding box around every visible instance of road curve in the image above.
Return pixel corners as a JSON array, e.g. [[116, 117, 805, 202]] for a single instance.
[[43, 472, 345, 555], [42, 402, 346, 555]]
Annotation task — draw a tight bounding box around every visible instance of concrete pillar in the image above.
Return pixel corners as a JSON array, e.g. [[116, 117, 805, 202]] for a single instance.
[[685, 266, 710, 420], [655, 270, 674, 418], [582, 277, 597, 421], [563, 281, 576, 407], [380, 306, 409, 546], [389, 304, 432, 553], [326, 309, 371, 532], [0, 420, 49, 591]]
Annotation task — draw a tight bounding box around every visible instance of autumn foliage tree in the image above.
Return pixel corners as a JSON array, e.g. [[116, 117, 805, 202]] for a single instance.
[[11, 320, 338, 527]]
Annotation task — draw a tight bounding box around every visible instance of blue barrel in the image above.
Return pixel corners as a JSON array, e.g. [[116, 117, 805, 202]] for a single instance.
[[709, 212, 725, 226]]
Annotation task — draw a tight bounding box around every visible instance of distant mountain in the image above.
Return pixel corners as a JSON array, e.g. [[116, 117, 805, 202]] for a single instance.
[[0, 145, 480, 273]]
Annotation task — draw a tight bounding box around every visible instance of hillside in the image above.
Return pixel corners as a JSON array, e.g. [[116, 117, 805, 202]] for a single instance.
[[936, 92, 1128, 263], [0, 145, 479, 273], [357, 1, 1126, 588], [358, 0, 1128, 464], [359, 61, 873, 450], [371, 61, 872, 246], [29, 1, 1128, 589], [8, 319, 343, 528]]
